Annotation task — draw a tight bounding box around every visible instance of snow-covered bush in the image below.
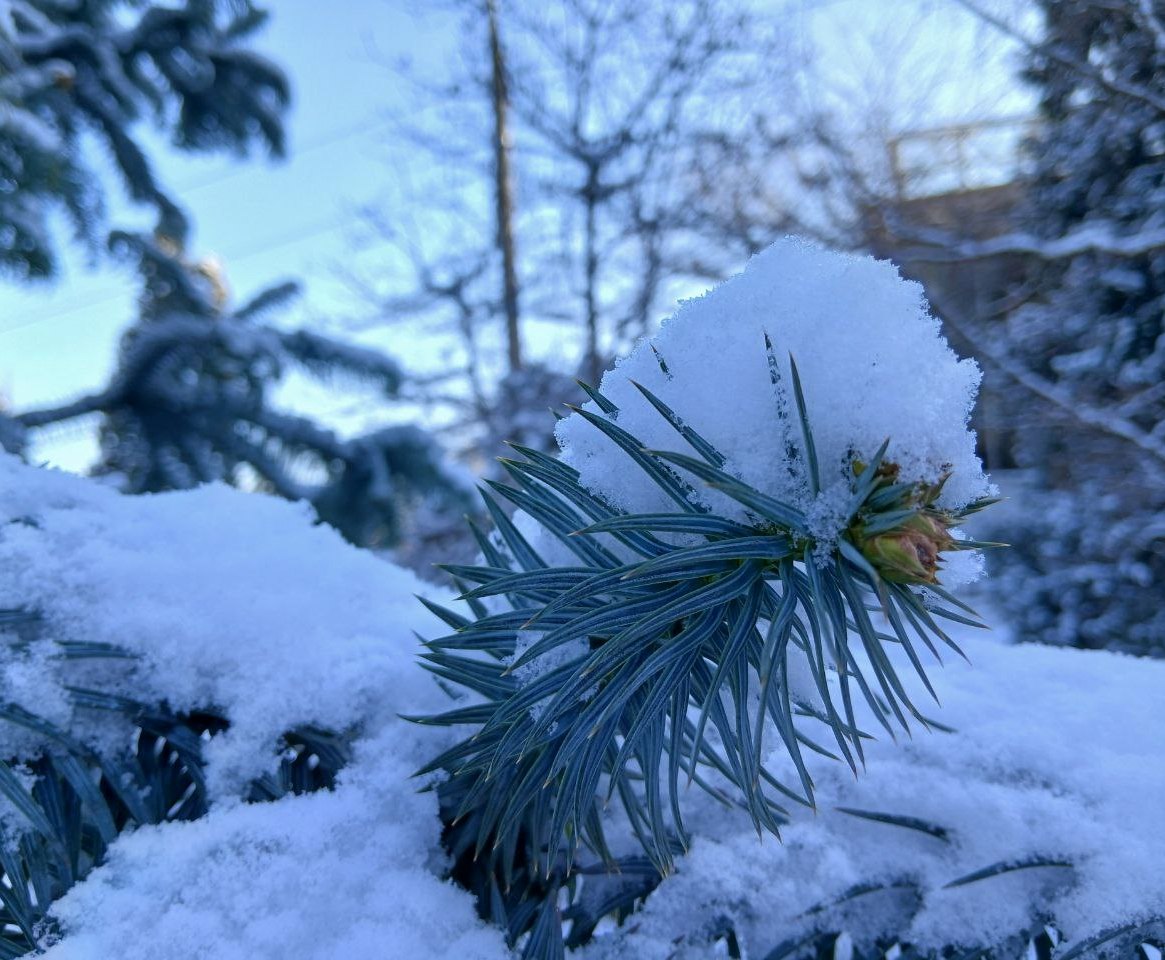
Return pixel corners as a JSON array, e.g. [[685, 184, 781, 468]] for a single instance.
[[0, 240, 1161, 960], [0, 451, 509, 958]]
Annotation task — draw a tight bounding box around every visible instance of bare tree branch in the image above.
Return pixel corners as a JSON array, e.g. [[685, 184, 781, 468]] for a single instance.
[[937, 299, 1165, 468]]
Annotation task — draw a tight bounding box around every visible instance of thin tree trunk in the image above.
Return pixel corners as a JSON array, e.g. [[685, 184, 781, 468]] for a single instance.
[[487, 0, 522, 373], [584, 165, 600, 384]]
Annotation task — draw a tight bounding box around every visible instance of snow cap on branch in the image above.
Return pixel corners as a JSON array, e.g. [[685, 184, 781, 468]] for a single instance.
[[556, 238, 993, 538]]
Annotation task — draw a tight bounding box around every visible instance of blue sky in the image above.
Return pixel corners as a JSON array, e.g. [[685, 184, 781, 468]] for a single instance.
[[0, 0, 1032, 471]]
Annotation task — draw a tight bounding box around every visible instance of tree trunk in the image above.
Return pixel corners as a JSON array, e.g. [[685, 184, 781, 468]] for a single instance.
[[584, 165, 600, 384], [487, 0, 522, 373]]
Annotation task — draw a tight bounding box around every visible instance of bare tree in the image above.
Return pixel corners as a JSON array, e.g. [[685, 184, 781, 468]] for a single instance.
[[343, 0, 813, 452]]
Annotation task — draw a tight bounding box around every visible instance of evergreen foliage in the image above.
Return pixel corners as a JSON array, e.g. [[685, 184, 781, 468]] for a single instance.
[[0, 603, 347, 958], [741, 915, 1165, 960], [982, 0, 1165, 657], [413, 348, 998, 957], [0, 0, 288, 279], [6, 232, 466, 548]]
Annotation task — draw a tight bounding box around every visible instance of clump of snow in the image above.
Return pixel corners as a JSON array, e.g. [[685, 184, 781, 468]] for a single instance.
[[937, 527, 986, 587], [555, 238, 993, 539], [509, 628, 589, 685], [508, 630, 594, 722], [804, 477, 855, 562], [0, 452, 511, 958]]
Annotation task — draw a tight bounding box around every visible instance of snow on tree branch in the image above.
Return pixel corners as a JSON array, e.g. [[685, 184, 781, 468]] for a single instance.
[[955, 0, 1165, 116], [893, 219, 1165, 263]]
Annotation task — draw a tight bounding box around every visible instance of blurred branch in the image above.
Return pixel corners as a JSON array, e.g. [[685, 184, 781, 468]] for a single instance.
[[1135, 0, 1165, 55], [955, 0, 1165, 115], [891, 219, 1165, 262], [935, 297, 1165, 468]]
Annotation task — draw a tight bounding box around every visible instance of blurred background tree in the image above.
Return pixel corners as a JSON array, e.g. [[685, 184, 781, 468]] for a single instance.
[[868, 0, 1165, 656], [0, 0, 288, 278], [997, 0, 1165, 656], [1, 0, 466, 553], [9, 231, 466, 547]]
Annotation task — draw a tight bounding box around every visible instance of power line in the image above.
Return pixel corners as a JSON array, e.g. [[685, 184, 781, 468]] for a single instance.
[[172, 115, 393, 195], [0, 215, 353, 336], [0, 114, 392, 337]]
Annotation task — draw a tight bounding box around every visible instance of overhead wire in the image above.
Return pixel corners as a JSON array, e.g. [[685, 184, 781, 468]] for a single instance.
[[0, 116, 389, 336]]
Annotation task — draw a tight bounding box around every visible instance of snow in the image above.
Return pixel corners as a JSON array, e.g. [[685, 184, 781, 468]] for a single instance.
[[0, 452, 441, 796], [3, 458, 1159, 959], [40, 726, 510, 960], [896, 217, 1165, 263], [17, 462, 1160, 960], [575, 630, 1165, 956], [506, 630, 596, 723], [0, 450, 510, 959], [555, 238, 993, 545], [510, 629, 588, 687], [0, 236, 1162, 956]]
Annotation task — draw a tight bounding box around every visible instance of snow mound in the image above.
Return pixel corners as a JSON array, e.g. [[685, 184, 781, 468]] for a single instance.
[[0, 452, 510, 958], [555, 238, 992, 538], [578, 634, 1165, 956], [0, 452, 437, 795], [41, 726, 509, 960]]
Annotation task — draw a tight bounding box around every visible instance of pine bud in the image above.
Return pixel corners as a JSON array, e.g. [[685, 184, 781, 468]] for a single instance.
[[848, 463, 961, 586], [859, 528, 943, 584], [901, 511, 957, 552]]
